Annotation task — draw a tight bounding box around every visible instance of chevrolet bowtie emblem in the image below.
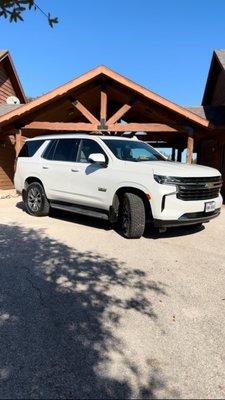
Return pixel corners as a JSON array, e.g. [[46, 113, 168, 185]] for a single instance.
[[205, 182, 214, 189]]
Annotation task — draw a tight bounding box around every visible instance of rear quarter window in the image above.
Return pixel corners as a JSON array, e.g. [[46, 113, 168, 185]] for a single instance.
[[18, 140, 45, 157]]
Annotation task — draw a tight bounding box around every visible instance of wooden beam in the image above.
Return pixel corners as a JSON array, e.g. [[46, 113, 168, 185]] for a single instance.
[[23, 121, 182, 133], [106, 104, 131, 125], [147, 142, 177, 148], [15, 129, 22, 156], [186, 134, 194, 164], [108, 123, 180, 132], [100, 91, 107, 123], [23, 121, 98, 131], [72, 100, 99, 124]]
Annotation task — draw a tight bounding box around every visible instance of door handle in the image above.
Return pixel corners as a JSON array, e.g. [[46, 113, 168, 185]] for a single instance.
[[42, 166, 49, 169], [71, 168, 80, 172]]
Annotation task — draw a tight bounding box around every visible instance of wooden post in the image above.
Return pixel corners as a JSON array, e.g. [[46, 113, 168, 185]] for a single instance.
[[177, 147, 182, 162], [100, 91, 107, 125], [186, 127, 194, 164], [15, 129, 22, 157], [171, 147, 176, 161]]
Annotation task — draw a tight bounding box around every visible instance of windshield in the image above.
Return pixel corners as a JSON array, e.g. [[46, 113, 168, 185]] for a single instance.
[[102, 139, 165, 162]]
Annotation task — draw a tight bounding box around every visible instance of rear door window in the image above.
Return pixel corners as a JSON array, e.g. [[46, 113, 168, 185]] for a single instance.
[[18, 140, 45, 157], [52, 139, 80, 162]]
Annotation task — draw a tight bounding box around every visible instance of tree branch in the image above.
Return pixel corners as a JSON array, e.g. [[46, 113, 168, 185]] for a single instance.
[[0, 0, 58, 27]]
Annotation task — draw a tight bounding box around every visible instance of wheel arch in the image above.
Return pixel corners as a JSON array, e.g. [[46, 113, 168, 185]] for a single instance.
[[111, 186, 152, 223], [24, 176, 44, 189], [23, 177, 45, 201]]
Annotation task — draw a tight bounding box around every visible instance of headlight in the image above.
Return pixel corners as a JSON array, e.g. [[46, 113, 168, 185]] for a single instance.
[[154, 175, 182, 185]]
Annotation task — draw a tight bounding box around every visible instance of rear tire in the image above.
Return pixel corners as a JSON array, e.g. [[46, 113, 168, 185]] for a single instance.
[[25, 182, 50, 217], [120, 192, 145, 239]]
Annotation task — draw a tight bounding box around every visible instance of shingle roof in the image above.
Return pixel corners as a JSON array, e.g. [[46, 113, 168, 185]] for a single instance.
[[215, 50, 225, 69], [0, 50, 8, 61], [202, 50, 225, 105], [185, 105, 225, 126], [0, 104, 22, 117]]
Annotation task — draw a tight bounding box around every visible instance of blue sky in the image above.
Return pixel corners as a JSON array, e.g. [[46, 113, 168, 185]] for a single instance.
[[0, 0, 225, 105]]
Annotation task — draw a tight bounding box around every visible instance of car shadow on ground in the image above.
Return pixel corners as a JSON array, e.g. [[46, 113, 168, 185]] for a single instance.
[[0, 223, 180, 399], [144, 223, 205, 239], [16, 200, 204, 239]]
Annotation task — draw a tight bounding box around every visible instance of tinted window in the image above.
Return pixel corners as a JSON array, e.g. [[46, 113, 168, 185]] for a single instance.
[[77, 139, 106, 163], [18, 140, 45, 157], [42, 140, 57, 160], [53, 139, 80, 162], [102, 139, 165, 162]]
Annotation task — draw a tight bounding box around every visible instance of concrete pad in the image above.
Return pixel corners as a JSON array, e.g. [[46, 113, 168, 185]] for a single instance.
[[0, 197, 224, 398]]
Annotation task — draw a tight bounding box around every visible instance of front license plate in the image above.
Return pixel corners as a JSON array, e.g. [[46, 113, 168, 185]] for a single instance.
[[205, 201, 216, 213]]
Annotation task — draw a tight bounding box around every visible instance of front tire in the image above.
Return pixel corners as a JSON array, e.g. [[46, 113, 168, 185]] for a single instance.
[[25, 182, 50, 217], [120, 192, 145, 239]]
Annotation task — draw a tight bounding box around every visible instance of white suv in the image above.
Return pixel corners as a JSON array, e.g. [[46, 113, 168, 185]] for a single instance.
[[14, 134, 223, 239]]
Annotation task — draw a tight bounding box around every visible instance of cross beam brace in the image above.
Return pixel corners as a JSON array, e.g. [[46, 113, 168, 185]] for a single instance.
[[23, 121, 181, 133]]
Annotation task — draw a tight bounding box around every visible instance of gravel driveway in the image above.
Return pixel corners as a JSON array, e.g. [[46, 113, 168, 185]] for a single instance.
[[0, 196, 225, 399]]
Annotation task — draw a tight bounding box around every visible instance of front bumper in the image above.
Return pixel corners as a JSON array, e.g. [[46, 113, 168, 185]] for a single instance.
[[150, 181, 223, 220], [154, 208, 220, 228]]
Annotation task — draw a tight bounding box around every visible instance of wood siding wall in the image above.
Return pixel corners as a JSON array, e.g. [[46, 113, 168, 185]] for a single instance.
[[0, 134, 27, 189], [198, 138, 225, 199], [210, 70, 225, 105], [0, 135, 16, 189], [0, 63, 17, 103]]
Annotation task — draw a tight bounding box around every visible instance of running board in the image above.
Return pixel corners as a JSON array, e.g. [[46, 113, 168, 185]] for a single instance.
[[50, 201, 109, 220]]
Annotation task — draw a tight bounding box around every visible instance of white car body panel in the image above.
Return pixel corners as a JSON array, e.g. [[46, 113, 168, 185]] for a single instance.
[[14, 134, 223, 226]]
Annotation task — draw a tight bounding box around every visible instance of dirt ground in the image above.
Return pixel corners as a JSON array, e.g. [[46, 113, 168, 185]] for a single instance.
[[0, 195, 225, 399]]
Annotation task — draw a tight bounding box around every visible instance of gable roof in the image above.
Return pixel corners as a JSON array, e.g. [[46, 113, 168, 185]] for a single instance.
[[185, 105, 225, 126], [202, 50, 225, 106], [0, 50, 26, 105], [0, 65, 209, 131], [215, 49, 225, 69]]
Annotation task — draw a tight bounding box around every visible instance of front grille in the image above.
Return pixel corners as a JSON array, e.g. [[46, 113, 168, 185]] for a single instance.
[[176, 176, 222, 201]]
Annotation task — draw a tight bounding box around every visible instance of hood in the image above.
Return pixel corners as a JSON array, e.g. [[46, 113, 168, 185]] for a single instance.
[[130, 161, 221, 178]]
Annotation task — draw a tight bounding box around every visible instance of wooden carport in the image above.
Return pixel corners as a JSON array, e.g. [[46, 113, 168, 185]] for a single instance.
[[0, 65, 217, 190]]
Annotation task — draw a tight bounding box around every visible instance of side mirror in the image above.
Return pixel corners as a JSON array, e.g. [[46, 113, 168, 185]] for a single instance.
[[88, 153, 107, 165]]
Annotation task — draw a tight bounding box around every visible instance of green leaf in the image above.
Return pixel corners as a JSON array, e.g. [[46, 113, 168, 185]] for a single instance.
[[0, 0, 58, 27]]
